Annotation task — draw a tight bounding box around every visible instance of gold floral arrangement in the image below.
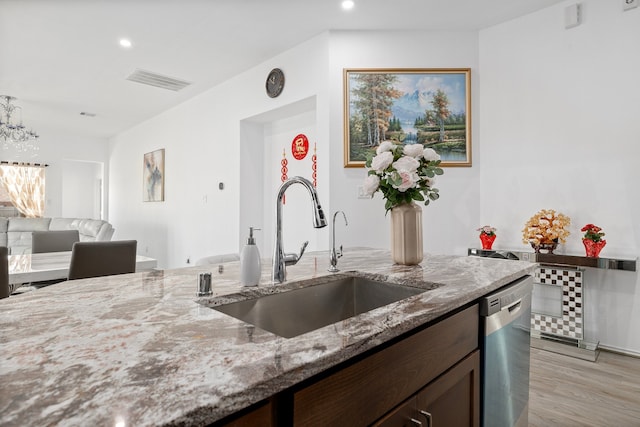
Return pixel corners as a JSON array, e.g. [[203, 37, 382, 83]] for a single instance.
[[522, 209, 571, 246]]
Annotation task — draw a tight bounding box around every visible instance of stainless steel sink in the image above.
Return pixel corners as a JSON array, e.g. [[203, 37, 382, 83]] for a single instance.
[[211, 276, 425, 338]]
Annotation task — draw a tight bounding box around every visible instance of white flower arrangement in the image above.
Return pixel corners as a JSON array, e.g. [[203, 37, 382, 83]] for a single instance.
[[362, 140, 444, 212], [477, 225, 497, 236]]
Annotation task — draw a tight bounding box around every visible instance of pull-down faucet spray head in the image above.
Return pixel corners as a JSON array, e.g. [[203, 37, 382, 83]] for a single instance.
[[311, 199, 327, 229]]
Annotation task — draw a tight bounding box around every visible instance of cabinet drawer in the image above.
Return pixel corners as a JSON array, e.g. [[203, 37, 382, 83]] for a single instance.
[[293, 304, 478, 426]]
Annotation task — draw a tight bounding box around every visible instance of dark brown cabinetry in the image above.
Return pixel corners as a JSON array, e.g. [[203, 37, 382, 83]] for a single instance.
[[218, 400, 273, 426], [374, 396, 418, 427], [218, 304, 479, 427], [416, 351, 479, 427], [293, 304, 479, 426], [375, 350, 480, 427]]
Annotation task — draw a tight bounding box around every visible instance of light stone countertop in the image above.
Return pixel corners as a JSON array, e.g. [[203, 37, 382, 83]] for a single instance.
[[0, 248, 535, 426]]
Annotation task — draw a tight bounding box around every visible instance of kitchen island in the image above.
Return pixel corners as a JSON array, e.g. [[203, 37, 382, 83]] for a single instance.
[[0, 249, 535, 426]]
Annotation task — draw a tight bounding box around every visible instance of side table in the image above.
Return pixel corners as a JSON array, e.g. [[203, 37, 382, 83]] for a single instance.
[[468, 248, 637, 361]]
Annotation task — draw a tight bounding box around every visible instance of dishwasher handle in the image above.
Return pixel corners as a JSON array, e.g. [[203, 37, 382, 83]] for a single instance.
[[484, 292, 531, 335], [507, 299, 522, 314], [480, 275, 533, 317]]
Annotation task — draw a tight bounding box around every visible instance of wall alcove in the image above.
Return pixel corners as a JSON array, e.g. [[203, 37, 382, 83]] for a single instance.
[[239, 96, 328, 259]]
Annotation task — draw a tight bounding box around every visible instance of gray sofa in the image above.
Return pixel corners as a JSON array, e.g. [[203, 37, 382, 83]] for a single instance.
[[0, 217, 115, 255]]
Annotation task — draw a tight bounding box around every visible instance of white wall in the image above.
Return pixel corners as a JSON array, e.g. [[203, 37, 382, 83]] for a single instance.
[[479, 0, 640, 354], [109, 34, 331, 269], [240, 96, 321, 258], [61, 160, 103, 219], [1, 128, 109, 218], [327, 31, 480, 255], [261, 109, 320, 255], [109, 30, 478, 269]]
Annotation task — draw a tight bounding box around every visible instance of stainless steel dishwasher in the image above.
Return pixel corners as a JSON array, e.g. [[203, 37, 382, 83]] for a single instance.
[[480, 275, 533, 427]]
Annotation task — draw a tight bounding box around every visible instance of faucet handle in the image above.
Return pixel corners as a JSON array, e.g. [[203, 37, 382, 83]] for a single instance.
[[337, 245, 344, 258], [298, 240, 309, 260], [283, 240, 309, 266]]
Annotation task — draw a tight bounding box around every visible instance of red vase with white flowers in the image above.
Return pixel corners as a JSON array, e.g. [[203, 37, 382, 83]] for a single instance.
[[477, 225, 497, 250]]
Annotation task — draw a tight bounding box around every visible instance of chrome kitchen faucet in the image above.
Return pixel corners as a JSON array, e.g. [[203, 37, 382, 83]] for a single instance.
[[328, 210, 348, 272], [272, 176, 327, 283]]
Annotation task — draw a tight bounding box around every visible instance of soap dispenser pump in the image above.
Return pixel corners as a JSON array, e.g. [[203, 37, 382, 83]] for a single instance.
[[240, 227, 261, 287]]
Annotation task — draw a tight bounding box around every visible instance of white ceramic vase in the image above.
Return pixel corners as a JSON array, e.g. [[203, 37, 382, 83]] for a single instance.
[[390, 202, 423, 265]]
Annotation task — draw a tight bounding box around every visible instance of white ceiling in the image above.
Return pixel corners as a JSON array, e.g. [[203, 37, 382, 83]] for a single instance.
[[0, 0, 564, 140]]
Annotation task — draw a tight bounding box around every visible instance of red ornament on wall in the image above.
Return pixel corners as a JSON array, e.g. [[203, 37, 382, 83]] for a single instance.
[[291, 134, 309, 160], [281, 148, 288, 204], [312, 142, 317, 187]]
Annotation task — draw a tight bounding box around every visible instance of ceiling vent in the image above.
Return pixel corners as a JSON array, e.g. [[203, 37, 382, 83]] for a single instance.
[[126, 69, 192, 91]]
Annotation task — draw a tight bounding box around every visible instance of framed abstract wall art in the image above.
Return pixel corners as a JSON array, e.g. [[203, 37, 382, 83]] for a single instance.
[[143, 149, 164, 202], [343, 68, 471, 167]]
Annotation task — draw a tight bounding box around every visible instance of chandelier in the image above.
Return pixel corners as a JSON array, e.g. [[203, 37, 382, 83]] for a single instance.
[[0, 95, 39, 153]]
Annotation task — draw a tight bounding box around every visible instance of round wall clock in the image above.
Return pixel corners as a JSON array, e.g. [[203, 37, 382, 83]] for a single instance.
[[266, 68, 285, 98]]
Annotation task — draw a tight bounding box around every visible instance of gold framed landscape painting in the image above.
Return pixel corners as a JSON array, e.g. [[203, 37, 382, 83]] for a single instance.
[[343, 68, 471, 167], [143, 149, 165, 202]]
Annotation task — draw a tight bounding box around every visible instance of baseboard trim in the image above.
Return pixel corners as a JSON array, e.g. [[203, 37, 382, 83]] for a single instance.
[[598, 344, 640, 359], [530, 335, 599, 362]]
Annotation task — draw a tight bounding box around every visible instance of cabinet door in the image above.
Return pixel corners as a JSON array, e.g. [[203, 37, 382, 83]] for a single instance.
[[415, 350, 480, 427], [373, 396, 419, 427]]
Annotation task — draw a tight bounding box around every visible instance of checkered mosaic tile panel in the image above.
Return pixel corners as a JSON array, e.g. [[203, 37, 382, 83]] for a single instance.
[[532, 267, 583, 339]]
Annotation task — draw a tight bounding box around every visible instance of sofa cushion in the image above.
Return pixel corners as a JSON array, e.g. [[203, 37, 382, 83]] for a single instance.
[[8, 218, 51, 232], [49, 218, 77, 230], [0, 217, 113, 254], [0, 218, 7, 248], [6, 218, 52, 255], [7, 232, 33, 255], [52, 218, 112, 241], [76, 219, 106, 239], [96, 223, 114, 241]]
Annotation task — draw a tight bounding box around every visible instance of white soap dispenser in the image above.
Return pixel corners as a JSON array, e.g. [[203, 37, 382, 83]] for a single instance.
[[240, 227, 261, 287]]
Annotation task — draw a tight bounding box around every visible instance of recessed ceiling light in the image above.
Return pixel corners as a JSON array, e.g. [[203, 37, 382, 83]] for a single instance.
[[119, 38, 132, 48], [341, 0, 355, 11]]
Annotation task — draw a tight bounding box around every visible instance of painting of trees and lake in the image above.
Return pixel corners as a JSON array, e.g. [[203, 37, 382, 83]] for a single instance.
[[343, 68, 471, 167]]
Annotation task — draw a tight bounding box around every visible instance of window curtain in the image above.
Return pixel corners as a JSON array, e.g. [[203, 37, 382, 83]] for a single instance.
[[0, 164, 45, 218]]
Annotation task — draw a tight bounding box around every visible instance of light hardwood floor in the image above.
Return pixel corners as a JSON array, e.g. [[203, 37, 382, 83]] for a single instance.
[[529, 348, 640, 426]]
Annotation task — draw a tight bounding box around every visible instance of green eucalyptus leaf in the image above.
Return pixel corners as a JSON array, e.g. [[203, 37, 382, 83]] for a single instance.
[[385, 199, 393, 211]]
